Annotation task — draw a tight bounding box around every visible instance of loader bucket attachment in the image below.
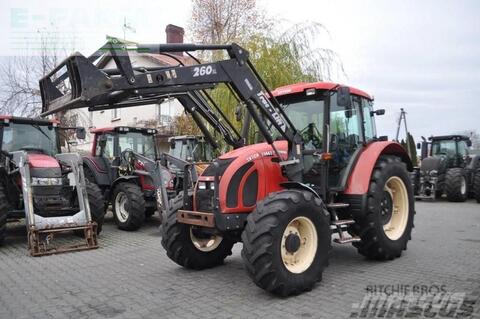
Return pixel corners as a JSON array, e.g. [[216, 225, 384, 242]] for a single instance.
[[39, 53, 112, 116]]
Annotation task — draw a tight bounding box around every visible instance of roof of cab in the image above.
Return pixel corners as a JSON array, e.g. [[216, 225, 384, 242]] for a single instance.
[[271, 81, 372, 100]]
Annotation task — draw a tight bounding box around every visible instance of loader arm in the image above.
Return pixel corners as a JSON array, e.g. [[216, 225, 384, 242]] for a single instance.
[[39, 42, 305, 181]]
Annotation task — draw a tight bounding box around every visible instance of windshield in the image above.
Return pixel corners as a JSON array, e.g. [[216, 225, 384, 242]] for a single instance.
[[118, 132, 156, 159], [169, 138, 214, 162], [431, 140, 456, 157], [1, 122, 58, 156]]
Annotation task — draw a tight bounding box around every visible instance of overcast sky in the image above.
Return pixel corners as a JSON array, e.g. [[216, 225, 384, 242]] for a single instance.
[[0, 0, 478, 142]]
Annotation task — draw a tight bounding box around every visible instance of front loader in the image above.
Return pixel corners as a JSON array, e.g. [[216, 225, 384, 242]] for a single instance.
[[0, 116, 105, 256], [39, 40, 415, 295]]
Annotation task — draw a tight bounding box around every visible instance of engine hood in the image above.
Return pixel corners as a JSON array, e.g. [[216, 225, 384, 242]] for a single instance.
[[27, 154, 60, 169], [420, 155, 446, 173], [219, 140, 289, 161]]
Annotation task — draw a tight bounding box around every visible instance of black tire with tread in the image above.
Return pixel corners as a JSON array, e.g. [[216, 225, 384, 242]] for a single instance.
[[161, 193, 234, 270], [0, 184, 10, 246], [473, 170, 480, 203], [445, 168, 468, 202], [112, 182, 145, 231], [86, 181, 106, 234], [350, 155, 415, 260], [241, 189, 331, 297]]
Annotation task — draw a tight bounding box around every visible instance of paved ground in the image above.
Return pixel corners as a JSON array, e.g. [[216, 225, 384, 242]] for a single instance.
[[0, 199, 479, 319]]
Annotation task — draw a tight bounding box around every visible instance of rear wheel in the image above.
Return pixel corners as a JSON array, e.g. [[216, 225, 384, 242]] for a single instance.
[[473, 170, 480, 203], [241, 190, 331, 296], [0, 184, 10, 246], [112, 182, 145, 231], [350, 156, 414, 260], [445, 168, 468, 202], [161, 193, 234, 269]]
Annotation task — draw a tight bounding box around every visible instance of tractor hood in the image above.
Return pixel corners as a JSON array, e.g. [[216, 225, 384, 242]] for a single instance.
[[27, 154, 62, 178], [27, 154, 60, 169], [420, 155, 446, 174], [195, 141, 288, 214]]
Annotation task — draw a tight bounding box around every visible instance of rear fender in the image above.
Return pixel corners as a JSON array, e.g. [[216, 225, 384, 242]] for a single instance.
[[83, 156, 110, 186], [343, 141, 413, 195]]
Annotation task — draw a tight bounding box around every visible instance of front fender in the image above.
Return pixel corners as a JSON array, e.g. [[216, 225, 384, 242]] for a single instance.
[[112, 176, 139, 190], [343, 141, 413, 195]]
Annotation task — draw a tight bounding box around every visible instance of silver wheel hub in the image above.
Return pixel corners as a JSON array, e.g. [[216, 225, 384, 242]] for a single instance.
[[114, 192, 129, 223]]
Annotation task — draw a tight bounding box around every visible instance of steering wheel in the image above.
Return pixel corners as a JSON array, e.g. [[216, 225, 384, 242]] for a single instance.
[[119, 149, 136, 173], [300, 123, 322, 149]]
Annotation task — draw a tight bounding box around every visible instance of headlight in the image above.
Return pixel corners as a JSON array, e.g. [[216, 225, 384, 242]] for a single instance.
[[429, 170, 438, 177], [31, 177, 63, 186], [198, 182, 207, 190]]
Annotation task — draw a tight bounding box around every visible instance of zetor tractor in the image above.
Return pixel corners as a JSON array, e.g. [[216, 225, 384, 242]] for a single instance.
[[0, 116, 105, 256], [39, 41, 415, 296], [413, 135, 480, 201], [83, 126, 166, 230]]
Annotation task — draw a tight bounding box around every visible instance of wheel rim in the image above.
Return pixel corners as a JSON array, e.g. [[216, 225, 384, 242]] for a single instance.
[[281, 216, 318, 274], [190, 228, 223, 252], [460, 176, 467, 195], [114, 192, 129, 223], [382, 176, 409, 240]]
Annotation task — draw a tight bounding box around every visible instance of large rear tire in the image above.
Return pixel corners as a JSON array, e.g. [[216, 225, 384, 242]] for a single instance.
[[473, 170, 480, 203], [0, 184, 9, 246], [350, 156, 414, 260], [161, 193, 234, 270], [112, 182, 145, 231], [445, 168, 468, 202], [241, 190, 331, 296], [86, 181, 106, 234]]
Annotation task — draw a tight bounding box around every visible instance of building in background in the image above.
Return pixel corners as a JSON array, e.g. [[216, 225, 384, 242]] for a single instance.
[[76, 24, 191, 153]]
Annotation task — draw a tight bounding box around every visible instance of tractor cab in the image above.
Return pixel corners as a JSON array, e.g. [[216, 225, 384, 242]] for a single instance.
[[0, 116, 60, 157], [169, 135, 214, 163], [92, 126, 157, 162], [271, 82, 383, 190]]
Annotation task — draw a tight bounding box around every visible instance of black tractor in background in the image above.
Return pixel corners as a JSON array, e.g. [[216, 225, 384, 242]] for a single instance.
[[412, 135, 480, 201]]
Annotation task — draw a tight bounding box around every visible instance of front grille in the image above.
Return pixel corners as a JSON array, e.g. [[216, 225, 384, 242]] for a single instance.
[[202, 158, 235, 177], [196, 189, 215, 212], [226, 162, 253, 208]]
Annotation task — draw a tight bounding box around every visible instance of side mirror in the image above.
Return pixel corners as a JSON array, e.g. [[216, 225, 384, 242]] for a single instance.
[[416, 143, 421, 149], [421, 141, 428, 160], [75, 127, 86, 140], [370, 109, 385, 116], [337, 86, 351, 108], [467, 140, 472, 147], [169, 139, 176, 149]]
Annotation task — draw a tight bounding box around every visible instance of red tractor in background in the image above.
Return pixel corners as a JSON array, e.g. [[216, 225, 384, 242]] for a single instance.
[[0, 116, 105, 256], [83, 126, 172, 230], [39, 40, 415, 296]]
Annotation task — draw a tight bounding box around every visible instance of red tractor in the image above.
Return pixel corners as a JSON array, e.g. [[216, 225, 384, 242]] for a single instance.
[[40, 41, 415, 295], [83, 126, 170, 230], [0, 116, 105, 255]]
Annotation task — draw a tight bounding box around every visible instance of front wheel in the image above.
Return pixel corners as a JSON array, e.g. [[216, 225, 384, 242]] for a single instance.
[[473, 170, 480, 203], [112, 182, 146, 231], [86, 181, 106, 234], [350, 155, 415, 260], [241, 189, 331, 296], [161, 193, 234, 269], [0, 184, 10, 246]]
